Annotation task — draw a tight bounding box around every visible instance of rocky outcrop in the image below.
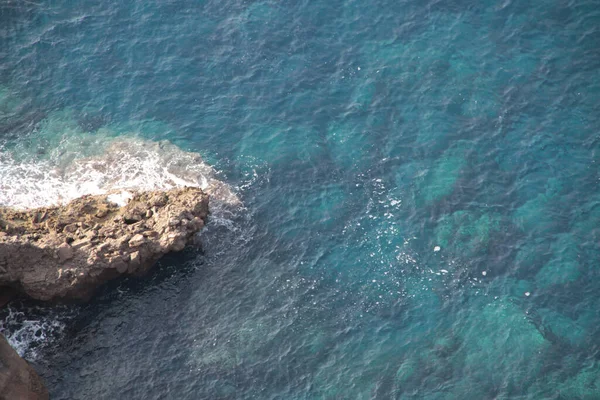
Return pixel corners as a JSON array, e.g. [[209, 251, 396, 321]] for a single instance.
[[0, 187, 209, 302], [0, 334, 49, 400]]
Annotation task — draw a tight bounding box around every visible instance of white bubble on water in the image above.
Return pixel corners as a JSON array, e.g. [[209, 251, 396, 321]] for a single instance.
[[0, 305, 73, 359]]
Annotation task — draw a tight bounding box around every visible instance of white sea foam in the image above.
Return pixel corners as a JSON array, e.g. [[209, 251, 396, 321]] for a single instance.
[[0, 137, 241, 210], [0, 134, 244, 358], [106, 191, 134, 207], [0, 305, 72, 359]]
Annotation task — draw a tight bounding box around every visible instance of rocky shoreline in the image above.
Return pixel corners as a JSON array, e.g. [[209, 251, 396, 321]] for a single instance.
[[0, 186, 210, 398], [0, 186, 209, 302]]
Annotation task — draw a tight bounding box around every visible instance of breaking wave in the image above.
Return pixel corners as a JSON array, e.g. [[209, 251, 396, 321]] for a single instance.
[[0, 134, 240, 211]]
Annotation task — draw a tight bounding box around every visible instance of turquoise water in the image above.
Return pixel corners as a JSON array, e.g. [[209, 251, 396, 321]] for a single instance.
[[1, 0, 600, 398]]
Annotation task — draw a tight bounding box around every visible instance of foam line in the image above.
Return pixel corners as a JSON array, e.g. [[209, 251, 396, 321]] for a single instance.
[[0, 138, 240, 210]]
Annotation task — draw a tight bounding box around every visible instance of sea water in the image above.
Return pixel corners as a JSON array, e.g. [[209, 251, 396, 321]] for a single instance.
[[1, 0, 599, 398]]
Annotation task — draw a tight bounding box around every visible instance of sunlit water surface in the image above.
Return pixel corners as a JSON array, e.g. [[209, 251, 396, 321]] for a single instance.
[[1, 1, 600, 398]]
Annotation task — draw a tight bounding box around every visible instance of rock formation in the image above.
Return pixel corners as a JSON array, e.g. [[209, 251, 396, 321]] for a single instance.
[[0, 186, 209, 302], [0, 333, 49, 400]]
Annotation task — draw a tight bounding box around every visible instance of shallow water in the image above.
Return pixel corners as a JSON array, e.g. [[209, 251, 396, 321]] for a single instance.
[[1, 0, 600, 398]]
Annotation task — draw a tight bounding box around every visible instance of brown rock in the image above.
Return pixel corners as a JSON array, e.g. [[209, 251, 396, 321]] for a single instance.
[[62, 223, 78, 234], [56, 243, 74, 263], [123, 213, 142, 224], [129, 251, 141, 267], [0, 187, 209, 303], [114, 259, 128, 274], [128, 234, 146, 248], [149, 193, 168, 207], [0, 334, 49, 400]]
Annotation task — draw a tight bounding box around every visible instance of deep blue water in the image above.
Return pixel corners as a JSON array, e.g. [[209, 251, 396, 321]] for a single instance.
[[1, 0, 600, 398]]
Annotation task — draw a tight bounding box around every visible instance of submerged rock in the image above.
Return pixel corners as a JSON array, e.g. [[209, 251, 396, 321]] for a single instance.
[[451, 300, 549, 396], [0, 187, 209, 302], [434, 210, 502, 256], [416, 144, 467, 206], [534, 233, 581, 289], [0, 333, 48, 400]]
